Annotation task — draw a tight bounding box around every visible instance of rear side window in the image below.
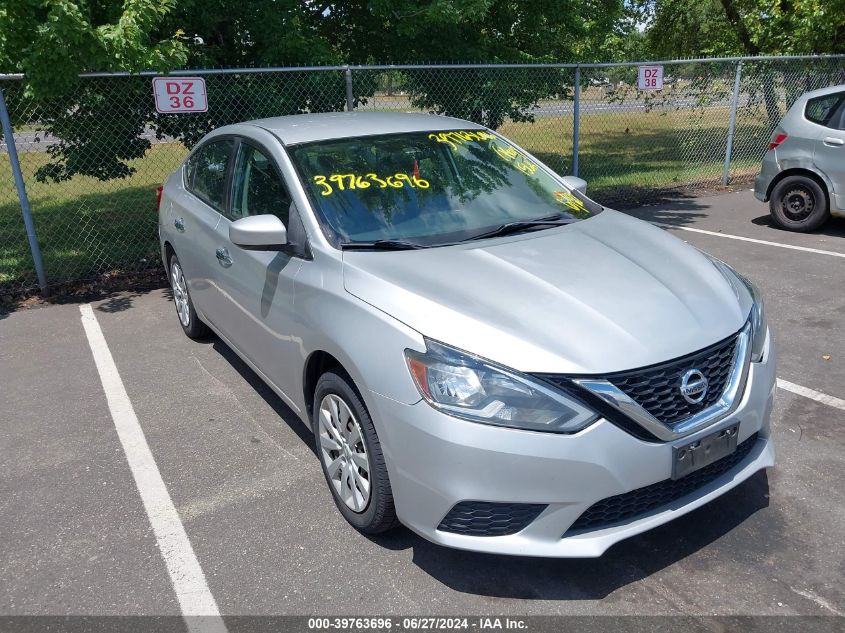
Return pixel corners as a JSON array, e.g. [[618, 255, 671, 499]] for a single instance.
[[188, 139, 235, 210], [805, 93, 845, 128]]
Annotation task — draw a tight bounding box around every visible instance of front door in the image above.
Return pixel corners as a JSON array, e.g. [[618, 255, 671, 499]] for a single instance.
[[210, 139, 304, 404]]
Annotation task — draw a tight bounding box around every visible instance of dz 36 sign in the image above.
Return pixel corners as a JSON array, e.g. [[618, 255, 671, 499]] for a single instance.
[[152, 77, 208, 113]]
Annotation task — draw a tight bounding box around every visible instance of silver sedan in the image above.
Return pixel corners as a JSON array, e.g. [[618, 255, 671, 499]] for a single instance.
[[159, 112, 775, 557]]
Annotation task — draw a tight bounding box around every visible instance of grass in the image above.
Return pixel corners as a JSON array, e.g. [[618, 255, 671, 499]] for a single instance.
[[0, 143, 187, 290], [500, 106, 770, 203], [0, 106, 773, 292]]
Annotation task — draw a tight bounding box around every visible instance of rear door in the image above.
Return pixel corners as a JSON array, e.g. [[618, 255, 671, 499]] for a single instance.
[[210, 136, 304, 400], [170, 138, 236, 321], [807, 91, 845, 205]]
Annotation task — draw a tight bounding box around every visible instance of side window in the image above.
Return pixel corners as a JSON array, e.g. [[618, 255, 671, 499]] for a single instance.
[[805, 93, 845, 128], [229, 142, 291, 224], [832, 101, 845, 131], [189, 139, 235, 210], [184, 151, 200, 189]]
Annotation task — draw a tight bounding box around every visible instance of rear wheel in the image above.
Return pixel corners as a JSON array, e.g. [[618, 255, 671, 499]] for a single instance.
[[312, 371, 398, 534], [169, 253, 209, 339], [769, 175, 829, 232]]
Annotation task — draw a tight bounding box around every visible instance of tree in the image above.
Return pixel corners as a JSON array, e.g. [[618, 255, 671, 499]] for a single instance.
[[0, 0, 187, 98], [641, 0, 845, 57], [0, 0, 347, 181], [639, 0, 845, 124], [0, 0, 630, 181], [314, 0, 626, 128]]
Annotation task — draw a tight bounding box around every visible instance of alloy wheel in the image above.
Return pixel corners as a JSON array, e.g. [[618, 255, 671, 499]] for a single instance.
[[171, 262, 191, 327], [318, 393, 371, 512]]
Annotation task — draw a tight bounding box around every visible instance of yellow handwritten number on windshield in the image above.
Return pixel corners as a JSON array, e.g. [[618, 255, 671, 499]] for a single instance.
[[555, 191, 589, 215], [313, 173, 430, 196]]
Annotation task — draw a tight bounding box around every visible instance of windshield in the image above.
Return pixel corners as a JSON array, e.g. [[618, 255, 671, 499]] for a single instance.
[[289, 129, 602, 247]]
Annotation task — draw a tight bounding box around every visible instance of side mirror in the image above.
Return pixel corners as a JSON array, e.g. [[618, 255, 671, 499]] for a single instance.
[[561, 175, 588, 195], [229, 214, 288, 250]]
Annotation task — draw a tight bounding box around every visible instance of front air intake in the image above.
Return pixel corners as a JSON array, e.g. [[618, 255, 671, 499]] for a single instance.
[[565, 433, 759, 534], [437, 501, 547, 536]]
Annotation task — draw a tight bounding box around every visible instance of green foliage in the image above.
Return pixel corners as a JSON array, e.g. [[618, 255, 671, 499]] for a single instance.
[[0, 0, 637, 182], [0, 0, 187, 97], [642, 0, 845, 57], [644, 0, 743, 58]]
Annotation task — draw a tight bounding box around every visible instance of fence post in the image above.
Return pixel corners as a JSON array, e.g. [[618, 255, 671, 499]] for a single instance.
[[344, 66, 354, 112], [0, 86, 48, 294], [572, 64, 581, 177], [722, 60, 743, 186]]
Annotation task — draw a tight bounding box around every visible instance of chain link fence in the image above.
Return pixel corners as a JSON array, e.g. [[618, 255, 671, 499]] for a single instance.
[[1, 56, 844, 295]]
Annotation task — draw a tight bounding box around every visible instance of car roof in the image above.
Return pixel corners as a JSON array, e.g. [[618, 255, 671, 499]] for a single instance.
[[242, 111, 485, 145], [797, 84, 845, 101]]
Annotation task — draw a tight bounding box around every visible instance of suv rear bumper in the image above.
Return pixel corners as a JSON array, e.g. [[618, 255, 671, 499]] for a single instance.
[[754, 153, 781, 202]]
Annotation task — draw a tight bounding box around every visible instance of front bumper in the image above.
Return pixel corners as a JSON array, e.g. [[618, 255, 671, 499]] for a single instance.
[[370, 335, 776, 558]]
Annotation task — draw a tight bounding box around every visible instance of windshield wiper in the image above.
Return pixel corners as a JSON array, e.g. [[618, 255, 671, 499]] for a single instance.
[[460, 217, 576, 242], [340, 239, 427, 251]]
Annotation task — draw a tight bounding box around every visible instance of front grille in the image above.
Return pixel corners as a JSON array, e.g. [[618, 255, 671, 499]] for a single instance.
[[437, 501, 547, 537], [565, 433, 759, 534], [603, 332, 740, 425]]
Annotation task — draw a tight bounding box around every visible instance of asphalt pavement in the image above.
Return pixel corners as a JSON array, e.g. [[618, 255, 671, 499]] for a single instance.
[[1, 189, 843, 618]]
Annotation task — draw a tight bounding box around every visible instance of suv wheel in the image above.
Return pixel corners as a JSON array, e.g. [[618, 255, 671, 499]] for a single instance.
[[169, 253, 209, 339], [312, 371, 398, 534], [769, 175, 829, 232]]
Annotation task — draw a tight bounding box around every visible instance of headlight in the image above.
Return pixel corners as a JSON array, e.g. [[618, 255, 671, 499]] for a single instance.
[[404, 340, 599, 433], [739, 274, 766, 362], [707, 255, 767, 362]]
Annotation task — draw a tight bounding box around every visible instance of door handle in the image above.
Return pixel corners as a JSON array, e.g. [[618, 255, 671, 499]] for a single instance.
[[215, 247, 232, 267], [823, 136, 844, 147], [174, 217, 185, 232]]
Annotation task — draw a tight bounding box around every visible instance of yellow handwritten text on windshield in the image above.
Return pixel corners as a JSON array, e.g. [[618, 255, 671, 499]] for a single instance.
[[427, 130, 497, 150], [313, 173, 430, 197], [554, 191, 590, 216], [429, 130, 538, 176], [489, 141, 538, 175]]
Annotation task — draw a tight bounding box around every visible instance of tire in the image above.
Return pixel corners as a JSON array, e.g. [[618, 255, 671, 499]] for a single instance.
[[769, 175, 830, 232], [169, 253, 209, 339], [312, 370, 398, 534]]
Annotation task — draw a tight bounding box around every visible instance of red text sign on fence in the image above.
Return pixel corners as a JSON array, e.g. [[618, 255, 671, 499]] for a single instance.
[[152, 77, 208, 113], [637, 65, 663, 91]]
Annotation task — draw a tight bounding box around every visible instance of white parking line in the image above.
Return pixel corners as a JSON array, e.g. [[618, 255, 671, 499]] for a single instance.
[[669, 226, 845, 258], [79, 304, 228, 633], [777, 378, 845, 411]]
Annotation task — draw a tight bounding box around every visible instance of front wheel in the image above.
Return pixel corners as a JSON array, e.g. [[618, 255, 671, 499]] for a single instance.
[[769, 175, 829, 232], [312, 371, 398, 534], [169, 253, 209, 339]]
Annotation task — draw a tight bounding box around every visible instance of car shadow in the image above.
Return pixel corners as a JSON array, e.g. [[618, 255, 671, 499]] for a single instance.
[[615, 193, 710, 229], [208, 336, 317, 455], [751, 213, 845, 238], [365, 471, 772, 600]]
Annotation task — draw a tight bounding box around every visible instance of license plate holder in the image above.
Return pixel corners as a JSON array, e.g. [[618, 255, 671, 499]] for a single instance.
[[672, 424, 739, 480]]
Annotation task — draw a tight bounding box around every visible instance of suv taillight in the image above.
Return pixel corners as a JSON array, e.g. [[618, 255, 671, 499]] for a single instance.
[[768, 132, 788, 151], [155, 185, 163, 211]]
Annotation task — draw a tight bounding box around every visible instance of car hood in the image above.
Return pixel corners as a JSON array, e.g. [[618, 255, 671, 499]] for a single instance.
[[342, 210, 751, 374]]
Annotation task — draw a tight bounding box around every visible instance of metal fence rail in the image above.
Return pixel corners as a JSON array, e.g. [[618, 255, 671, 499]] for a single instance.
[[1, 55, 844, 295]]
